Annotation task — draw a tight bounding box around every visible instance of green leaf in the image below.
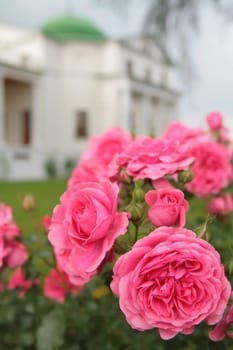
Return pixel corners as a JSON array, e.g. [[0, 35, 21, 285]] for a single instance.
[[36, 309, 66, 350]]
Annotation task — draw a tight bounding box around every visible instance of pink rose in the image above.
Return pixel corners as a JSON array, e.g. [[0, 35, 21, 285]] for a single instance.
[[68, 160, 108, 187], [219, 126, 231, 144], [208, 193, 233, 216], [8, 268, 37, 298], [41, 215, 51, 231], [152, 178, 174, 189], [163, 123, 233, 196], [111, 227, 231, 340], [113, 137, 193, 180], [0, 203, 28, 270], [44, 269, 79, 303], [69, 128, 131, 186], [164, 122, 211, 145], [185, 141, 232, 196], [208, 197, 226, 215], [49, 181, 128, 287], [0, 203, 20, 239], [4, 241, 28, 268], [145, 188, 189, 227], [209, 292, 233, 341], [206, 112, 223, 131], [81, 127, 131, 167]]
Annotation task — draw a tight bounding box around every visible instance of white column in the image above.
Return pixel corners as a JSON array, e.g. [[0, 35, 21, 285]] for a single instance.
[[157, 99, 169, 136], [121, 88, 132, 131], [0, 74, 5, 147], [167, 99, 177, 123], [31, 80, 41, 148], [160, 99, 177, 133], [0, 73, 9, 180], [150, 96, 159, 137], [142, 96, 154, 136]]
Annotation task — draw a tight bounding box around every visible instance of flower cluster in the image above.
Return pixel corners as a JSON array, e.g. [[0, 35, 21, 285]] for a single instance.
[[47, 112, 233, 341], [1, 112, 232, 344]]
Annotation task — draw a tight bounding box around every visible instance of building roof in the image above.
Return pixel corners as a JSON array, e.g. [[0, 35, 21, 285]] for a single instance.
[[41, 15, 107, 42]]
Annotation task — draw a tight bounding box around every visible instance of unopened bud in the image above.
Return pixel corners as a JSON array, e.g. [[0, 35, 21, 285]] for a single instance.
[[119, 168, 132, 184], [41, 215, 51, 231], [134, 180, 144, 188], [22, 194, 35, 212], [229, 260, 233, 275], [133, 188, 145, 202], [178, 168, 193, 184], [128, 203, 144, 222]]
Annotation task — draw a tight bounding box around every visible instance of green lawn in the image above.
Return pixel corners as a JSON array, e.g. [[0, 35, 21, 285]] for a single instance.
[[0, 179, 67, 235]]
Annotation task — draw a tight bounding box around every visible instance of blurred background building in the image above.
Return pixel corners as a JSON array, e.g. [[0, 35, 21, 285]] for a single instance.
[[1, 0, 233, 180], [0, 15, 179, 180]]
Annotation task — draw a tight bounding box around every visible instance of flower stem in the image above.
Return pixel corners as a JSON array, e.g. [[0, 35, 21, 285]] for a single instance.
[[134, 223, 139, 243]]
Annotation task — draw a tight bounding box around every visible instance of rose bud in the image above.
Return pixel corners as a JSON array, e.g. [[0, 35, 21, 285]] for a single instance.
[[22, 194, 35, 212]]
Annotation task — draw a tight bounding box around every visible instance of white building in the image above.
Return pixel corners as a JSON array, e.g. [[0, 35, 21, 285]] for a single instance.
[[0, 15, 180, 180]]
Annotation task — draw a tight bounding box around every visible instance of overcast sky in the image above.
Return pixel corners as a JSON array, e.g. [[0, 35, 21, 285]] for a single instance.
[[0, 0, 233, 129]]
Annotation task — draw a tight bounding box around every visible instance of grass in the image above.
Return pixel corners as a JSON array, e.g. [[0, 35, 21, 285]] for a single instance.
[[0, 179, 67, 235]]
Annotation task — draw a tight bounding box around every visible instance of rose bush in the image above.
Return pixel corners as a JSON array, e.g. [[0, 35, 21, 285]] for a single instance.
[[47, 113, 233, 346], [0, 112, 233, 349]]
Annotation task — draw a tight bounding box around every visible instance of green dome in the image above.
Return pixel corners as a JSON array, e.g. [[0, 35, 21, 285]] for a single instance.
[[41, 15, 107, 42]]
